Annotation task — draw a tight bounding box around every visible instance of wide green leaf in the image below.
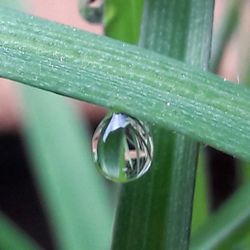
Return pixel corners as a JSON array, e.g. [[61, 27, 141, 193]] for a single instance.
[[0, 7, 250, 161]]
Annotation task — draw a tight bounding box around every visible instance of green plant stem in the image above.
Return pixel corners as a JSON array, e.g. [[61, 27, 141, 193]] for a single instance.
[[111, 1, 214, 249], [190, 182, 250, 250], [0, 7, 250, 161], [0, 212, 42, 250]]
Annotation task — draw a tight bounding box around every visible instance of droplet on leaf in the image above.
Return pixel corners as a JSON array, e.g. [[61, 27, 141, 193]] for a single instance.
[[92, 113, 153, 183]]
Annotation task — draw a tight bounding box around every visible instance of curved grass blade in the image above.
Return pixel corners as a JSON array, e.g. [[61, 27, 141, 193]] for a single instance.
[[0, 7, 250, 161]]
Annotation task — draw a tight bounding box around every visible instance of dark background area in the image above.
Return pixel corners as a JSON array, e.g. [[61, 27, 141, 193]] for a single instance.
[[0, 133, 54, 249]]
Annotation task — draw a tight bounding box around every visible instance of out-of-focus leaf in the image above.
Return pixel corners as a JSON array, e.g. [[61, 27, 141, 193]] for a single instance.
[[104, 0, 144, 43], [217, 220, 250, 250], [0, 1, 40, 249], [191, 149, 209, 233], [190, 182, 250, 250], [22, 87, 113, 250]]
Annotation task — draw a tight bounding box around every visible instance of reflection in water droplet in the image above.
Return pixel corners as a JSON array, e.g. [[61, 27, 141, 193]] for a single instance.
[[92, 113, 153, 183]]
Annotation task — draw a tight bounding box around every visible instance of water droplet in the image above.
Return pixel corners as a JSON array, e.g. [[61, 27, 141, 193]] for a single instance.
[[92, 113, 153, 183]]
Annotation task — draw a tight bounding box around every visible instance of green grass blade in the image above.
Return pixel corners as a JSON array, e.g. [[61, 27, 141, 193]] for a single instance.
[[22, 87, 112, 250], [0, 7, 250, 161], [0, 212, 42, 250], [111, 1, 214, 249], [190, 182, 250, 250]]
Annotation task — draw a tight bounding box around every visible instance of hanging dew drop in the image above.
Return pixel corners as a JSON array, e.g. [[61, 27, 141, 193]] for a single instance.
[[92, 113, 153, 183]]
